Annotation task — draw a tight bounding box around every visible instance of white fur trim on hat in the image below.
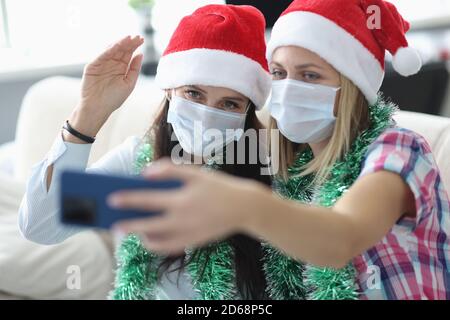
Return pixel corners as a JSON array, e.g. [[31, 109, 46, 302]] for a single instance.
[[155, 48, 272, 109], [267, 11, 384, 105]]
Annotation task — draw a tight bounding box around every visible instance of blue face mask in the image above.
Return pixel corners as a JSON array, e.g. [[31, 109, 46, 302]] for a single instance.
[[269, 79, 340, 143]]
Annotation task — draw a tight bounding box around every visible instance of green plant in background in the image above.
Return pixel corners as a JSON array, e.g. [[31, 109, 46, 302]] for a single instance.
[[128, 0, 154, 10]]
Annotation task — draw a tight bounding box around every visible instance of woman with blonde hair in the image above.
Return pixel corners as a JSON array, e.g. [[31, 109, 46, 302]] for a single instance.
[[111, 0, 450, 299]]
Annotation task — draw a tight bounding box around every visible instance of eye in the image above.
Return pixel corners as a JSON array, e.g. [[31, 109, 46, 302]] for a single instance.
[[222, 100, 240, 111], [302, 71, 321, 82], [270, 69, 286, 80], [185, 90, 202, 100]]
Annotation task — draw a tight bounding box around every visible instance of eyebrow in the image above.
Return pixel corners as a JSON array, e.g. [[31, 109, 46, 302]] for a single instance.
[[186, 85, 207, 94], [186, 85, 245, 103], [270, 62, 284, 68], [295, 63, 324, 70], [186, 86, 245, 102], [222, 96, 246, 103]]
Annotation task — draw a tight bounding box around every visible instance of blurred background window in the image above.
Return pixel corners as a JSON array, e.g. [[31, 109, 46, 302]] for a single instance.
[[395, 0, 450, 25], [0, 0, 140, 74]]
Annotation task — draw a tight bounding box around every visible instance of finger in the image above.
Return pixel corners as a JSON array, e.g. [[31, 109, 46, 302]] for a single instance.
[[115, 35, 133, 46], [107, 189, 181, 211], [141, 236, 188, 256], [125, 53, 144, 87], [115, 36, 144, 63], [117, 35, 143, 53], [142, 230, 213, 255], [95, 35, 132, 61], [142, 159, 202, 182], [105, 35, 132, 52], [95, 35, 143, 63], [114, 216, 177, 235]]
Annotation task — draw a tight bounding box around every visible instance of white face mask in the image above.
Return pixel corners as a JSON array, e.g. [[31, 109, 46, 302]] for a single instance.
[[269, 79, 340, 143], [167, 94, 247, 156]]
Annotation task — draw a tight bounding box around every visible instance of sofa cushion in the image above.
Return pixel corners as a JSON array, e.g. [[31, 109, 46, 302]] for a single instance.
[[394, 111, 450, 191], [0, 171, 114, 299]]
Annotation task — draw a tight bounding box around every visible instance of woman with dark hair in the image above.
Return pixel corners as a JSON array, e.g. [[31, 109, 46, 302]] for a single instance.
[[19, 4, 272, 300]]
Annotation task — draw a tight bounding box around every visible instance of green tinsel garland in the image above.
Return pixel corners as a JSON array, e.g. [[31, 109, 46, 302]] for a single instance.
[[111, 96, 397, 300], [111, 234, 159, 300], [186, 243, 237, 300], [133, 138, 153, 175]]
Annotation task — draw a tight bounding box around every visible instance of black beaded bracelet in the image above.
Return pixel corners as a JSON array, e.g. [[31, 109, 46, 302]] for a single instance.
[[63, 120, 96, 144]]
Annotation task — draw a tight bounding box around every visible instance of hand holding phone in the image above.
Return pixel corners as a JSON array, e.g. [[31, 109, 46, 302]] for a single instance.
[[60, 170, 183, 229]]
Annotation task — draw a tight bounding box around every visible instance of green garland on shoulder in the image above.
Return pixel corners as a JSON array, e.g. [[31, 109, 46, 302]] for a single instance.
[[133, 137, 153, 175], [263, 243, 308, 300], [187, 243, 237, 300], [110, 234, 159, 300]]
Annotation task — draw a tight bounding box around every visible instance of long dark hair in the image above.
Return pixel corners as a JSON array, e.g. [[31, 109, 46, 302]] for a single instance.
[[145, 97, 270, 300]]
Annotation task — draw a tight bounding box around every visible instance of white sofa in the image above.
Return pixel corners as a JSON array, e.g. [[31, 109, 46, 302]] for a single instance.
[[0, 76, 163, 299], [0, 76, 449, 299]]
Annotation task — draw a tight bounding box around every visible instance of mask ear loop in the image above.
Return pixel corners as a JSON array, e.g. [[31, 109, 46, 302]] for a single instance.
[[231, 100, 252, 141], [244, 100, 252, 114]]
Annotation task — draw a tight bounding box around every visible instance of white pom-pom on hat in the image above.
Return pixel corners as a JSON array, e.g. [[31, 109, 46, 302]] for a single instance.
[[392, 46, 423, 77]]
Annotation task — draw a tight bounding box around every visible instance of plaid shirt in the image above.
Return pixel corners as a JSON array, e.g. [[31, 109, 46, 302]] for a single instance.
[[353, 127, 450, 300]]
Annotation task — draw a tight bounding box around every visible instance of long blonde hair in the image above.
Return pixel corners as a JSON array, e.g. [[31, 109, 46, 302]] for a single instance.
[[270, 74, 370, 184]]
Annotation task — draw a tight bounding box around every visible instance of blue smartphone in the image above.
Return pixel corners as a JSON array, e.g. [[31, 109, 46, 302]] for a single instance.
[[60, 170, 183, 229]]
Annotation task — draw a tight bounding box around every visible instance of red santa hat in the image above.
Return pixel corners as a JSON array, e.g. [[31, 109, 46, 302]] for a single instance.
[[266, 0, 422, 105], [155, 4, 271, 109]]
